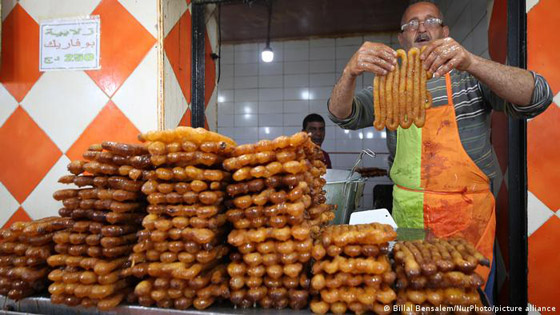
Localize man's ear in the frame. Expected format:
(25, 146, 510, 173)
(443, 25, 450, 37)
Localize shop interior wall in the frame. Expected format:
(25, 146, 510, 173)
(526, 0, 560, 313)
(216, 0, 490, 210)
(0, 0, 159, 228)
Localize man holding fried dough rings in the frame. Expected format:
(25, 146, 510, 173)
(327, 1, 553, 302)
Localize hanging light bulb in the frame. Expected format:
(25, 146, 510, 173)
(261, 0, 274, 63)
(261, 44, 274, 62)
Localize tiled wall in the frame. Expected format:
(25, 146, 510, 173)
(526, 0, 560, 313)
(0, 0, 218, 228)
(216, 1, 490, 210)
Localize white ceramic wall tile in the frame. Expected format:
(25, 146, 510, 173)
(322, 140, 335, 152)
(364, 139, 390, 154)
(234, 101, 258, 115)
(309, 99, 328, 114)
(284, 100, 309, 113)
(234, 127, 258, 140)
(218, 77, 233, 89)
(1, 0, 17, 21)
(259, 88, 283, 101)
(284, 88, 309, 101)
(284, 61, 310, 75)
(217, 114, 234, 127)
(218, 102, 234, 115)
(471, 15, 489, 56)
(0, 182, 19, 227)
(283, 114, 304, 127)
(218, 90, 234, 103)
(20, 0, 101, 23)
(234, 76, 258, 89)
(0, 84, 18, 127)
(161, 0, 189, 38)
(259, 63, 283, 75)
(234, 114, 258, 127)
(234, 89, 258, 102)
(112, 45, 158, 133)
(526, 0, 539, 13)
(259, 113, 284, 127)
(283, 74, 309, 88)
(217, 127, 235, 137)
(336, 140, 363, 152)
(324, 126, 336, 140)
(235, 63, 258, 77)
(284, 40, 309, 49)
(310, 38, 335, 47)
(162, 55, 187, 129)
(222, 64, 234, 77)
(310, 87, 333, 100)
(235, 43, 258, 52)
(284, 47, 309, 61)
(259, 101, 284, 114)
(221, 52, 234, 65)
(310, 73, 336, 87)
(336, 46, 358, 60)
(528, 191, 555, 236)
(364, 33, 392, 45)
(310, 46, 335, 60)
(284, 126, 302, 135)
(235, 50, 259, 64)
(118, 0, 158, 38)
(21, 71, 109, 152)
(310, 60, 335, 73)
(21, 155, 70, 219)
(258, 126, 284, 139)
(336, 37, 363, 46)
(259, 75, 283, 88)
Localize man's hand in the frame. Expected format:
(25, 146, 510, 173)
(344, 42, 397, 77)
(420, 37, 474, 78)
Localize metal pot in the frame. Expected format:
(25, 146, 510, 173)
(323, 169, 366, 225)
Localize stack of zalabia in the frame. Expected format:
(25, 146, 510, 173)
(373, 47, 433, 131)
(48, 141, 151, 310)
(123, 127, 234, 310)
(392, 238, 492, 315)
(310, 223, 397, 314)
(225, 132, 334, 310)
(0, 217, 72, 300)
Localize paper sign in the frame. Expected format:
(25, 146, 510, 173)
(40, 16, 100, 71)
(349, 208, 398, 229)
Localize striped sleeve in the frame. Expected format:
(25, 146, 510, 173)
(328, 86, 375, 130)
(478, 71, 553, 119)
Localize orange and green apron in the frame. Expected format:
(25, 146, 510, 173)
(390, 73, 495, 283)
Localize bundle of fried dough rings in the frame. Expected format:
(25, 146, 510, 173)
(0, 127, 494, 314)
(392, 238, 492, 315)
(373, 47, 433, 131)
(0, 217, 71, 300)
(48, 141, 152, 310)
(122, 127, 235, 310)
(309, 223, 397, 315)
(224, 132, 334, 310)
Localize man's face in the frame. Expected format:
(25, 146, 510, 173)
(304, 121, 325, 147)
(398, 2, 449, 51)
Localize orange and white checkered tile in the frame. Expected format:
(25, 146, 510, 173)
(0, 0, 218, 229)
(527, 0, 560, 313)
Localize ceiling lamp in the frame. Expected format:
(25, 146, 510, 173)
(261, 0, 274, 63)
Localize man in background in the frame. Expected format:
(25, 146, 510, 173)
(302, 113, 332, 169)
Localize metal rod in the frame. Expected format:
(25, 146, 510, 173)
(191, 3, 206, 128)
(507, 0, 528, 311)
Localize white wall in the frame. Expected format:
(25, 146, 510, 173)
(216, 1, 491, 210)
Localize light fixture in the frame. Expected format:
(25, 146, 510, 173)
(261, 0, 274, 63)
